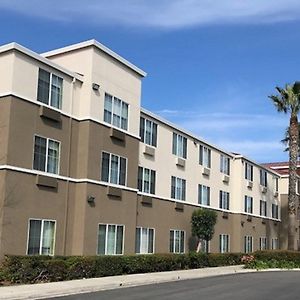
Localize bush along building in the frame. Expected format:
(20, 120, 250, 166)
(0, 40, 286, 259)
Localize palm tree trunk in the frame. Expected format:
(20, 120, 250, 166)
(288, 114, 299, 250)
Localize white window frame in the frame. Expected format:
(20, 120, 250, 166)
(37, 69, 63, 109)
(220, 154, 230, 175)
(104, 93, 129, 130)
(170, 229, 185, 254)
(244, 196, 253, 214)
(271, 238, 279, 250)
(199, 145, 211, 168)
(244, 236, 253, 253)
(172, 132, 187, 159)
(138, 167, 156, 195)
(97, 223, 125, 255)
(259, 237, 267, 250)
(198, 184, 210, 206)
(135, 227, 155, 254)
(32, 134, 61, 175)
(140, 117, 157, 147)
(260, 169, 268, 187)
(219, 234, 230, 253)
(260, 200, 267, 217)
(101, 152, 128, 186)
(219, 190, 230, 210)
(26, 218, 56, 256)
(245, 162, 253, 181)
(171, 176, 186, 201)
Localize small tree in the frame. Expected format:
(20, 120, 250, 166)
(191, 208, 217, 253)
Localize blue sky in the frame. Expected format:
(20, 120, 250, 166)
(1, 0, 300, 163)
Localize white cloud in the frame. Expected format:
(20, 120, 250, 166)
(1, 0, 300, 28)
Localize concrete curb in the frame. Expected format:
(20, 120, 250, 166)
(0, 265, 271, 300)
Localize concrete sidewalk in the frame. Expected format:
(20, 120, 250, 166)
(0, 265, 255, 300)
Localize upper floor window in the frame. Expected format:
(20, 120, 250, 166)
(260, 169, 268, 187)
(244, 196, 253, 214)
(171, 176, 186, 201)
(219, 191, 230, 210)
(199, 145, 211, 168)
(27, 219, 56, 255)
(37, 69, 63, 109)
(172, 133, 187, 159)
(137, 167, 156, 194)
(260, 200, 267, 217)
(104, 93, 128, 130)
(33, 136, 60, 174)
(272, 204, 279, 219)
(101, 152, 127, 186)
(97, 224, 124, 255)
(135, 227, 154, 254)
(198, 184, 210, 206)
(220, 154, 230, 175)
(275, 177, 279, 192)
(245, 162, 253, 181)
(140, 117, 157, 147)
(170, 229, 185, 254)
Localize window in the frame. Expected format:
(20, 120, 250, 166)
(101, 152, 127, 186)
(259, 237, 267, 250)
(138, 167, 156, 194)
(104, 93, 129, 130)
(33, 136, 60, 174)
(220, 155, 230, 175)
(199, 145, 211, 168)
(172, 133, 187, 159)
(271, 238, 279, 250)
(170, 230, 185, 253)
(135, 227, 154, 254)
(97, 224, 124, 255)
(297, 178, 300, 195)
(260, 200, 267, 217)
(244, 196, 253, 214)
(275, 177, 279, 192)
(198, 184, 210, 206)
(37, 69, 63, 109)
(198, 239, 209, 253)
(244, 236, 253, 253)
(245, 162, 253, 181)
(260, 169, 268, 187)
(219, 234, 229, 253)
(272, 204, 279, 219)
(27, 219, 56, 255)
(171, 176, 186, 201)
(219, 191, 230, 210)
(140, 117, 157, 147)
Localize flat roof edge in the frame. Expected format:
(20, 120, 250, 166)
(41, 39, 147, 78)
(0, 42, 83, 82)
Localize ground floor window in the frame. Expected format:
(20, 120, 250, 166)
(97, 224, 124, 255)
(244, 236, 253, 253)
(271, 238, 279, 250)
(198, 239, 209, 253)
(259, 237, 267, 250)
(135, 227, 155, 254)
(219, 234, 230, 253)
(170, 229, 185, 253)
(27, 219, 56, 255)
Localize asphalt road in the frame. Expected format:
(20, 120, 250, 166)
(53, 272, 300, 300)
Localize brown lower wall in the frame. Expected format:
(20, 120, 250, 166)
(0, 169, 281, 258)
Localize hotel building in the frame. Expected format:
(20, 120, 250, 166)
(0, 40, 286, 258)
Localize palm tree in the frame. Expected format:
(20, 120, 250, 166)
(281, 123, 300, 154)
(269, 82, 300, 250)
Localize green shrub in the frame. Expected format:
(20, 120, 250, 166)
(245, 251, 300, 270)
(0, 252, 242, 284)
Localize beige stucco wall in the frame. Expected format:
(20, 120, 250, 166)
(0, 52, 14, 93)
